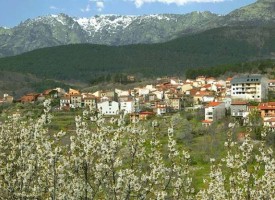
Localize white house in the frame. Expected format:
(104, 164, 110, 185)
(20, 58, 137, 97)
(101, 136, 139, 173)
(60, 96, 70, 108)
(263, 118, 275, 132)
(206, 77, 216, 85)
(170, 78, 182, 85)
(204, 102, 226, 122)
(115, 89, 130, 97)
(155, 104, 167, 115)
(152, 91, 164, 100)
(222, 97, 232, 109)
(201, 96, 215, 103)
(231, 75, 268, 102)
(230, 101, 249, 118)
(138, 88, 150, 96)
(120, 100, 135, 114)
(145, 85, 155, 91)
(98, 101, 119, 115)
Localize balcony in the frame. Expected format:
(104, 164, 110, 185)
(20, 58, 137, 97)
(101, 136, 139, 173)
(232, 112, 245, 117)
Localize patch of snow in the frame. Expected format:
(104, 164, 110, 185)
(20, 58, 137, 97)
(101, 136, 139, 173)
(75, 14, 173, 35)
(140, 14, 171, 21)
(75, 15, 137, 34)
(51, 14, 66, 25)
(25, 14, 68, 27)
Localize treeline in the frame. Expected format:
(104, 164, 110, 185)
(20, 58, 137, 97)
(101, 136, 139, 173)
(185, 59, 275, 79)
(89, 73, 136, 85)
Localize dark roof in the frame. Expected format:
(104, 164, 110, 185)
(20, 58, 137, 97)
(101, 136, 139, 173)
(231, 75, 266, 84)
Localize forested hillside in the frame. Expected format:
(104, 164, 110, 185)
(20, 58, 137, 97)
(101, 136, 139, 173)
(1, 25, 275, 83)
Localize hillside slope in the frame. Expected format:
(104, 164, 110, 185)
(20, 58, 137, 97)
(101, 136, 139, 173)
(224, 0, 275, 25)
(0, 25, 274, 83)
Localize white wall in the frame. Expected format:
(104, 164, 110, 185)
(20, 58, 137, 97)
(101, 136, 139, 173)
(98, 101, 119, 115)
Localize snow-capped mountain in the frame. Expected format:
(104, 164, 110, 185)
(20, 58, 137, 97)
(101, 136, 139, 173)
(0, 0, 275, 57)
(76, 15, 137, 35)
(75, 14, 176, 35)
(74, 12, 218, 45)
(0, 12, 219, 57)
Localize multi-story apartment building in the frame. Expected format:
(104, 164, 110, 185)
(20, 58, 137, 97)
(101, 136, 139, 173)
(70, 94, 82, 108)
(83, 96, 97, 109)
(230, 75, 268, 102)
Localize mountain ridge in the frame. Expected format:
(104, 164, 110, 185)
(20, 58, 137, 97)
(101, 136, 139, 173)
(1, 25, 274, 81)
(0, 0, 275, 57)
(0, 11, 220, 57)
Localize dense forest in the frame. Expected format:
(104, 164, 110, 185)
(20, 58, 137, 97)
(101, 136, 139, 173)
(185, 59, 275, 79)
(0, 25, 275, 84)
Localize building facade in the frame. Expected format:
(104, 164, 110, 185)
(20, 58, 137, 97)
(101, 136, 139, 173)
(98, 101, 119, 115)
(230, 75, 268, 102)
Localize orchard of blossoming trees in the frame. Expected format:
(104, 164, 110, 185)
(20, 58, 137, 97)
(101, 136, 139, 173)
(0, 100, 274, 199)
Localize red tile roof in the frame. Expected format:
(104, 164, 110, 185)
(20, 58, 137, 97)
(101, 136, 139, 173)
(226, 77, 233, 81)
(139, 111, 155, 115)
(203, 84, 212, 88)
(258, 102, 275, 110)
(202, 120, 212, 123)
(207, 102, 222, 107)
(231, 101, 247, 105)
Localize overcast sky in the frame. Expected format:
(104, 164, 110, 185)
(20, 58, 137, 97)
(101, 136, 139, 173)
(0, 0, 256, 27)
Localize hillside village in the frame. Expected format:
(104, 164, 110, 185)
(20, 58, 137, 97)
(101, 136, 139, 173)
(1, 74, 275, 130)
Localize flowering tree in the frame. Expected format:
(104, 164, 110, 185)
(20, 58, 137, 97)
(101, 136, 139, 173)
(197, 129, 275, 200)
(64, 109, 194, 199)
(0, 100, 67, 199)
(0, 101, 274, 199)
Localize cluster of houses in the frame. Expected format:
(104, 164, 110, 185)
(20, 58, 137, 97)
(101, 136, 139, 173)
(1, 74, 275, 130)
